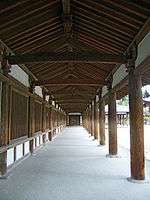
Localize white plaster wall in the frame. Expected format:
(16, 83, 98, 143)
(52, 100, 55, 106)
(40, 135, 43, 144)
(9, 64, 44, 98)
(96, 95, 99, 102)
(46, 132, 49, 141)
(36, 136, 40, 146)
(7, 148, 14, 166)
(46, 95, 49, 102)
(80, 115, 83, 125)
(112, 64, 127, 87)
(9, 65, 29, 87)
(16, 144, 23, 160)
(103, 32, 150, 94)
(35, 86, 43, 98)
(68, 112, 81, 115)
(102, 86, 108, 97)
(33, 138, 36, 149)
(136, 32, 150, 67)
(24, 141, 29, 155)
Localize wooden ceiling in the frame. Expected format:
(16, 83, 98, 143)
(0, 0, 150, 113)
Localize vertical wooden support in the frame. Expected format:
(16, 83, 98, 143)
(107, 77, 117, 157)
(91, 100, 94, 137)
(89, 103, 92, 135)
(0, 81, 9, 176)
(127, 45, 145, 181)
(42, 88, 47, 143)
(28, 78, 35, 154)
(94, 96, 98, 140)
(99, 95, 105, 145)
(28, 95, 35, 154)
(108, 90, 117, 156)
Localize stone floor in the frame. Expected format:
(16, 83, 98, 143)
(0, 126, 150, 200)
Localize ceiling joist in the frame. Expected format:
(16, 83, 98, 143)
(7, 52, 128, 64)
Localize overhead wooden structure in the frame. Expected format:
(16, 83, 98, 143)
(0, 0, 150, 113)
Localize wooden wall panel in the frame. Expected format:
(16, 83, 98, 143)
(34, 100, 42, 132)
(11, 90, 28, 140)
(46, 106, 50, 129)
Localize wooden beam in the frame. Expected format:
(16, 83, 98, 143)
(7, 52, 127, 64)
(62, 0, 70, 14)
(34, 79, 105, 86)
(61, 0, 72, 34)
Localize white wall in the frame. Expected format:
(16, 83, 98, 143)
(8, 64, 43, 98)
(9, 65, 29, 87)
(102, 31, 150, 95)
(35, 86, 43, 98)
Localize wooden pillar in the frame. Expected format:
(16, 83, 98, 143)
(89, 104, 92, 135)
(99, 94, 105, 145)
(91, 100, 94, 136)
(28, 79, 35, 154)
(107, 77, 117, 156)
(127, 45, 145, 181)
(42, 89, 47, 143)
(0, 52, 12, 177)
(0, 81, 9, 176)
(94, 95, 98, 140)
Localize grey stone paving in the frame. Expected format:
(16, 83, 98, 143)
(0, 126, 150, 200)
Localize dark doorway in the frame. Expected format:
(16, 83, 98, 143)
(69, 115, 80, 126)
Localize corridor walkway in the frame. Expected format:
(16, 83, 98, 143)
(0, 127, 150, 200)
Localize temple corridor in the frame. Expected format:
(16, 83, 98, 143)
(0, 126, 150, 200)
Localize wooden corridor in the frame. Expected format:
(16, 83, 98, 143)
(0, 0, 150, 184)
(0, 126, 150, 200)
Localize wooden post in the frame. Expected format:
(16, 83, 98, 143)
(107, 77, 117, 157)
(99, 94, 105, 145)
(42, 88, 47, 143)
(0, 81, 9, 177)
(28, 78, 35, 154)
(89, 103, 92, 135)
(94, 95, 98, 140)
(91, 100, 94, 137)
(0, 51, 12, 177)
(127, 45, 145, 181)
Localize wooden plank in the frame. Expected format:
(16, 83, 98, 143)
(7, 52, 127, 64)
(34, 79, 105, 86)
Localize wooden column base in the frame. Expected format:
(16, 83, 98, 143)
(48, 131, 52, 141)
(0, 151, 7, 177)
(127, 177, 148, 184)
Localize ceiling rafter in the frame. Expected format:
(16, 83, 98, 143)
(74, 26, 126, 52)
(74, 16, 130, 46)
(5, 16, 59, 43)
(105, 0, 149, 18)
(11, 23, 61, 50)
(22, 34, 63, 53)
(74, 0, 142, 28)
(0, 5, 59, 36)
(0, 0, 31, 15)
(0, 1, 51, 29)
(77, 33, 121, 53)
(72, 4, 135, 37)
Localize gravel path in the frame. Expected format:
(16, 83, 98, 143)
(0, 126, 150, 200)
